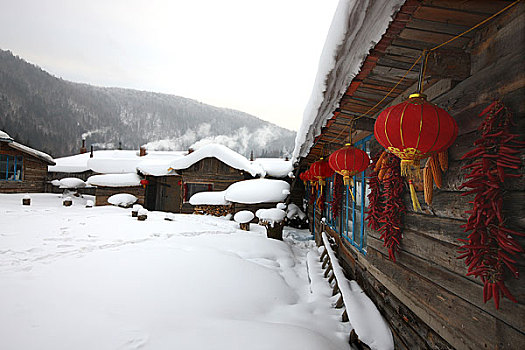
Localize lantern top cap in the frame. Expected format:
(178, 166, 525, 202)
(409, 93, 427, 99)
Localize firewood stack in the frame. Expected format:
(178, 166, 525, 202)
(193, 205, 233, 217)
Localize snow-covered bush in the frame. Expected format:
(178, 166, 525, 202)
(108, 193, 138, 208)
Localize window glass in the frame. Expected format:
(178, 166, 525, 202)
(185, 183, 213, 202)
(0, 154, 23, 181)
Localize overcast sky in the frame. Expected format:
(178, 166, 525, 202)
(0, 0, 339, 131)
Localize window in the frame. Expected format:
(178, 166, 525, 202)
(324, 174, 338, 230)
(341, 135, 372, 254)
(0, 154, 23, 181)
(184, 182, 213, 202)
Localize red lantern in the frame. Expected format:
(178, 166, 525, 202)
(140, 179, 149, 188)
(374, 93, 457, 211)
(328, 144, 370, 185)
(309, 158, 334, 186)
(374, 93, 457, 176)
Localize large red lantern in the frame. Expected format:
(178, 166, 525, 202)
(309, 158, 334, 186)
(374, 93, 457, 177)
(328, 144, 370, 185)
(374, 93, 457, 211)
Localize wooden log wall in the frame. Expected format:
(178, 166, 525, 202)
(307, 5, 525, 349)
(94, 186, 145, 206)
(0, 142, 49, 193)
(180, 157, 248, 192)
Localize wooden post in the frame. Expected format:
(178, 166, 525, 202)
(22, 198, 31, 206)
(265, 221, 284, 240)
(239, 222, 250, 231)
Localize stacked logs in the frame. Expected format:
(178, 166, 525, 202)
(193, 205, 233, 217)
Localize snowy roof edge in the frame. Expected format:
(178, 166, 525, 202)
(8, 142, 55, 165)
(292, 0, 405, 162)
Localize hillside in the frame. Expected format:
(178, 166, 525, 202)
(0, 49, 295, 158)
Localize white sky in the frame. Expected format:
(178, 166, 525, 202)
(0, 0, 339, 131)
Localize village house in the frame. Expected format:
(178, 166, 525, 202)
(292, 1, 524, 349)
(0, 130, 55, 193)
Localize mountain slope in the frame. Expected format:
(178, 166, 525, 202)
(0, 49, 295, 158)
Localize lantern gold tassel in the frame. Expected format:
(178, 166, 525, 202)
(348, 177, 356, 202)
(400, 159, 421, 180)
(408, 180, 422, 212)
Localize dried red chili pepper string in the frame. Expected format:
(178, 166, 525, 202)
(330, 174, 344, 221)
(458, 101, 524, 309)
(378, 154, 406, 261)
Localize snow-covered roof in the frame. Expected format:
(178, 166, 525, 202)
(49, 150, 185, 174)
(9, 142, 55, 165)
(224, 179, 290, 204)
(86, 173, 142, 187)
(0, 130, 13, 142)
(292, 0, 404, 161)
(168, 144, 264, 177)
(189, 191, 230, 206)
(253, 158, 293, 179)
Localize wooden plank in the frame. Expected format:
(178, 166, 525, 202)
(413, 5, 487, 27)
(363, 246, 525, 350)
(405, 17, 472, 36)
(399, 27, 470, 48)
(423, 0, 514, 15)
(367, 235, 525, 333)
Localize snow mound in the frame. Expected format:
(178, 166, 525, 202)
(87, 173, 141, 187)
(168, 144, 264, 177)
(253, 158, 293, 178)
(107, 193, 138, 207)
(234, 211, 255, 224)
(256, 208, 286, 226)
(56, 177, 87, 189)
(189, 191, 230, 206)
(287, 203, 306, 220)
(225, 179, 290, 204)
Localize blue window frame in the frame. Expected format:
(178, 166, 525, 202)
(341, 134, 373, 254)
(324, 174, 338, 230)
(0, 154, 23, 181)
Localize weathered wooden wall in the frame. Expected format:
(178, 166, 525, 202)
(180, 157, 248, 191)
(308, 4, 525, 350)
(144, 175, 182, 213)
(94, 186, 145, 207)
(0, 142, 49, 193)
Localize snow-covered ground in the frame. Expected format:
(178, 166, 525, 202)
(0, 193, 350, 350)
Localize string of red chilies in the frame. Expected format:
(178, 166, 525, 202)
(366, 153, 406, 261)
(458, 101, 524, 309)
(329, 174, 344, 221)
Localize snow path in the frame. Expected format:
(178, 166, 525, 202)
(0, 194, 350, 350)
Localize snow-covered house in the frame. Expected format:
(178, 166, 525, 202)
(49, 148, 185, 208)
(0, 130, 55, 193)
(168, 144, 293, 214)
(292, 1, 524, 349)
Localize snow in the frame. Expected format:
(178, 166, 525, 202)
(277, 202, 287, 210)
(0, 193, 350, 349)
(132, 204, 143, 211)
(322, 233, 393, 350)
(287, 203, 307, 220)
(292, 0, 405, 161)
(107, 193, 138, 207)
(23, 194, 31, 200)
(85, 200, 94, 207)
(225, 179, 290, 204)
(189, 191, 230, 206)
(256, 208, 287, 226)
(87, 173, 142, 187)
(0, 129, 13, 142)
(9, 142, 55, 165)
(49, 150, 185, 175)
(168, 143, 264, 177)
(55, 177, 87, 189)
(234, 210, 255, 224)
(137, 208, 148, 216)
(253, 158, 294, 178)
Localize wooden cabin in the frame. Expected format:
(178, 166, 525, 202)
(292, 1, 524, 349)
(0, 131, 55, 193)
